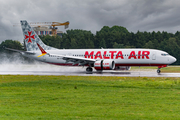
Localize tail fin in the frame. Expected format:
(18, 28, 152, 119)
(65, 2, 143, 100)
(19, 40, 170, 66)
(20, 20, 56, 51)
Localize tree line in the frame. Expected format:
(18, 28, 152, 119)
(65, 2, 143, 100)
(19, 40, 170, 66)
(0, 25, 180, 64)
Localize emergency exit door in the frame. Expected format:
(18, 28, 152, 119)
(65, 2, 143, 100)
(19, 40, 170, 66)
(152, 52, 156, 60)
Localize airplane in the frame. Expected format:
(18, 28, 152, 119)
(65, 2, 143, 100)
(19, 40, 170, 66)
(6, 20, 177, 73)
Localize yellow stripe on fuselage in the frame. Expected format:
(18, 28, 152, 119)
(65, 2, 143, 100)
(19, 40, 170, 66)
(37, 53, 46, 57)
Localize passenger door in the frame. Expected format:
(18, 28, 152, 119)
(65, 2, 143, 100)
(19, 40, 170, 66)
(152, 52, 156, 60)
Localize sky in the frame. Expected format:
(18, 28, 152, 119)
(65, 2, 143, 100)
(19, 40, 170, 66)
(1, 0, 180, 43)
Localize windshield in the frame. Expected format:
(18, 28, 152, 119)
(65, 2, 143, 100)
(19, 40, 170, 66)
(161, 53, 169, 56)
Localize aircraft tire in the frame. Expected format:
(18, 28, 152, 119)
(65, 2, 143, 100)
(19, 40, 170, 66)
(157, 69, 161, 73)
(86, 67, 93, 72)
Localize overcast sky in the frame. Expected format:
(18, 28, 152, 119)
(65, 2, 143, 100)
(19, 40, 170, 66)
(1, 0, 180, 43)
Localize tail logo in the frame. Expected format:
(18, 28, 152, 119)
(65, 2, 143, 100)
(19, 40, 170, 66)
(25, 31, 35, 43)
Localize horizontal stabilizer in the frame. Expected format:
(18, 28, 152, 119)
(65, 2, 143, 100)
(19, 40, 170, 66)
(5, 47, 35, 55)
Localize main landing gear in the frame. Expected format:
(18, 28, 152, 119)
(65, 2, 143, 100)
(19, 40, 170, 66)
(86, 67, 93, 72)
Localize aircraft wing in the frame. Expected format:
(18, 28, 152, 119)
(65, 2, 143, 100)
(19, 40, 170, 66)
(36, 43, 96, 66)
(48, 53, 96, 66)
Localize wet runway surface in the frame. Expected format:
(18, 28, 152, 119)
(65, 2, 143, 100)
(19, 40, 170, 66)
(0, 70, 180, 77)
(0, 64, 179, 77)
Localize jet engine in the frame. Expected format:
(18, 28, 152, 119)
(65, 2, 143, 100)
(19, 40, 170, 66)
(94, 60, 115, 70)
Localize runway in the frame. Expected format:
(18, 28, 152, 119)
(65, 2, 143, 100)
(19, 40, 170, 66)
(0, 63, 179, 77)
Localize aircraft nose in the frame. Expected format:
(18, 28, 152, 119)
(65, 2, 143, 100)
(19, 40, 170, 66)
(169, 56, 176, 63)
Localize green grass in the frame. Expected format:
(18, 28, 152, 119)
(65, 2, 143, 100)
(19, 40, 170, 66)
(1, 75, 180, 119)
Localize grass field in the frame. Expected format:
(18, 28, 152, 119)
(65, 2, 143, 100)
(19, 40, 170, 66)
(1, 75, 180, 119)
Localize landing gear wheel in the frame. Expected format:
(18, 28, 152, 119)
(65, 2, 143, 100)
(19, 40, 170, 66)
(86, 67, 93, 72)
(157, 69, 161, 73)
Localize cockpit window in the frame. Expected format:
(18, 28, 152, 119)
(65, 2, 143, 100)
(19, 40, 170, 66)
(161, 53, 169, 56)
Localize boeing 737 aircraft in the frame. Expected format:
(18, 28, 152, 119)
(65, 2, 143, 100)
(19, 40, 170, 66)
(6, 20, 177, 73)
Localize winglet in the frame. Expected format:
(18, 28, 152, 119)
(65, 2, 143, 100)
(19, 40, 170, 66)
(37, 43, 47, 57)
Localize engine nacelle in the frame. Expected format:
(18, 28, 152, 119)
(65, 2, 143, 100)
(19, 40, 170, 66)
(114, 66, 131, 70)
(94, 60, 115, 70)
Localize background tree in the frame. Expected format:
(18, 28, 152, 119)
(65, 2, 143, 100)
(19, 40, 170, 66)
(0, 40, 23, 51)
(143, 41, 154, 49)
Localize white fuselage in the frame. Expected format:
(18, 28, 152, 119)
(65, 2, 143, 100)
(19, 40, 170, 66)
(22, 48, 176, 67)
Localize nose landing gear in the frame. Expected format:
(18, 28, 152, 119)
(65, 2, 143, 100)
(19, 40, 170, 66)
(157, 69, 161, 73)
(157, 65, 167, 74)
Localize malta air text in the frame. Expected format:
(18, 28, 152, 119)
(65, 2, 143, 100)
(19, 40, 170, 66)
(85, 51, 150, 59)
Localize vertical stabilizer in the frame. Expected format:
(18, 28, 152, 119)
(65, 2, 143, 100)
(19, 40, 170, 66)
(20, 20, 56, 51)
